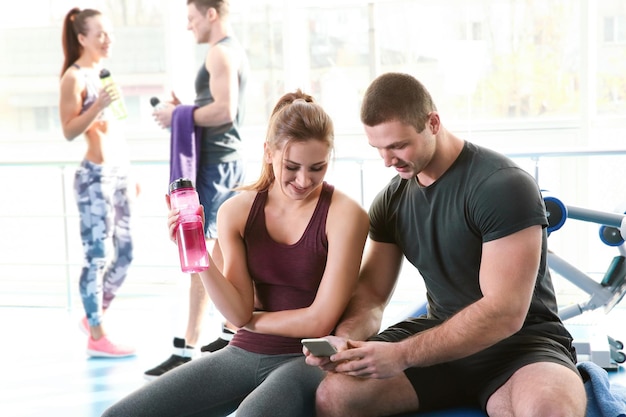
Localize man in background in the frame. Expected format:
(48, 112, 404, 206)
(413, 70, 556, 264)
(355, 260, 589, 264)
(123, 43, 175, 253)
(145, 0, 248, 380)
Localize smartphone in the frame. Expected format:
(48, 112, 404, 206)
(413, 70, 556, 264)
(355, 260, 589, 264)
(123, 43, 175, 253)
(301, 338, 337, 357)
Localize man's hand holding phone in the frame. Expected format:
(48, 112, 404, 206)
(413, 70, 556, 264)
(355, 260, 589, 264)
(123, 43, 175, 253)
(302, 338, 337, 357)
(303, 336, 347, 371)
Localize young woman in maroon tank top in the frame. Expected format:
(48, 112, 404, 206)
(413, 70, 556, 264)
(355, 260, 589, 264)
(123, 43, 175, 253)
(102, 90, 370, 417)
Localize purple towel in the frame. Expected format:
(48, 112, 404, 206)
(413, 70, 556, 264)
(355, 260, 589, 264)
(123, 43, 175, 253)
(169, 105, 203, 186)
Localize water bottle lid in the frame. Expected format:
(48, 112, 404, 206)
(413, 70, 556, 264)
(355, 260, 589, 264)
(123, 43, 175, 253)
(169, 178, 195, 194)
(99, 68, 111, 79)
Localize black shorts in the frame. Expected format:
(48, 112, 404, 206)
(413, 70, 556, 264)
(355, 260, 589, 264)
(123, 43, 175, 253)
(369, 317, 580, 412)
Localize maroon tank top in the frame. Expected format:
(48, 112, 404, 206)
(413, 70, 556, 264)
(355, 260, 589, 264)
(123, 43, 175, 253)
(230, 182, 334, 354)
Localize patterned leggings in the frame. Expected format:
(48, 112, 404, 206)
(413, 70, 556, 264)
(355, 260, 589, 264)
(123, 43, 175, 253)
(74, 160, 133, 327)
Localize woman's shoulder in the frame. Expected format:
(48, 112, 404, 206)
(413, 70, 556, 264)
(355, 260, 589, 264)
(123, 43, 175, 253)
(327, 186, 368, 218)
(325, 187, 369, 244)
(60, 65, 85, 91)
(61, 63, 81, 78)
(219, 190, 257, 218)
(225, 189, 257, 206)
(216, 191, 258, 237)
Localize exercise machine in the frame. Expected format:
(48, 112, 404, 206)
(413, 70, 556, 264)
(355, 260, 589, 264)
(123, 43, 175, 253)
(543, 192, 626, 369)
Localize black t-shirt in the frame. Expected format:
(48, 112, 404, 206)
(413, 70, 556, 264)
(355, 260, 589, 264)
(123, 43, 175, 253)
(369, 141, 565, 332)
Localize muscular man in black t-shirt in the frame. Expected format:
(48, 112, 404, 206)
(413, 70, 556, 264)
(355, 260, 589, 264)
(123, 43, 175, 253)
(306, 72, 586, 417)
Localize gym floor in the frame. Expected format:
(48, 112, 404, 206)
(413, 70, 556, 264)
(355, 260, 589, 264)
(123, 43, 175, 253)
(1, 298, 625, 417)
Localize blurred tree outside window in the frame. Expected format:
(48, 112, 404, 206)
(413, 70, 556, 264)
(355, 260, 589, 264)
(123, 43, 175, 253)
(1, 0, 625, 147)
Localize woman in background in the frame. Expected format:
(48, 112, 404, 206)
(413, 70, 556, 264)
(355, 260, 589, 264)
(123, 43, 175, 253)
(59, 7, 135, 358)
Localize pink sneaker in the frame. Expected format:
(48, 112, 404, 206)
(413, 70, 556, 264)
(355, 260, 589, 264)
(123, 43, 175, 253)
(79, 310, 107, 335)
(87, 336, 136, 358)
(78, 317, 89, 336)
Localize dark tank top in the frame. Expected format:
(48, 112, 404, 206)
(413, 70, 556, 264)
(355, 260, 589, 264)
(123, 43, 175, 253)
(194, 36, 248, 163)
(230, 182, 334, 354)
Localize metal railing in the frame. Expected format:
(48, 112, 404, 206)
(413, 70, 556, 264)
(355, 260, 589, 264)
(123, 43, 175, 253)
(2, 148, 626, 310)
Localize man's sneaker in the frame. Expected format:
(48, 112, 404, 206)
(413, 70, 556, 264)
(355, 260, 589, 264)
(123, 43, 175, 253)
(200, 326, 235, 355)
(87, 336, 136, 358)
(200, 337, 229, 355)
(143, 337, 194, 381)
(143, 354, 191, 381)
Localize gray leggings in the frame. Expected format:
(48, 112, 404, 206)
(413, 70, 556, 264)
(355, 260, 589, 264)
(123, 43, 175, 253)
(102, 346, 325, 417)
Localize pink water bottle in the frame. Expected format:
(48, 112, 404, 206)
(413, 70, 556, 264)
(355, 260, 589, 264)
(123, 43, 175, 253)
(169, 178, 209, 273)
